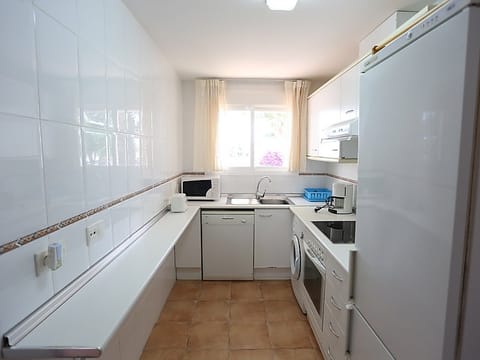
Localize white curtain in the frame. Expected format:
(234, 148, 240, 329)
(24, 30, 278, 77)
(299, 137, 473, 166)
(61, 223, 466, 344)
(285, 80, 311, 172)
(193, 79, 226, 172)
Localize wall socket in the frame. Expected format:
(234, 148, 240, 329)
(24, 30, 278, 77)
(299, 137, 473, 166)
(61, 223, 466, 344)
(86, 220, 105, 245)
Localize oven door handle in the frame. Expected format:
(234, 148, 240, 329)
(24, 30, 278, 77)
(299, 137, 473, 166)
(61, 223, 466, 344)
(303, 243, 326, 274)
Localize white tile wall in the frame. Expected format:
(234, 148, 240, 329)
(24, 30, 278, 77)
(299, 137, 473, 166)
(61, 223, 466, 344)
(0, 114, 47, 246)
(33, 0, 78, 34)
(220, 173, 329, 195)
(79, 39, 107, 128)
(127, 134, 143, 192)
(77, 0, 105, 52)
(0, 0, 38, 119)
(106, 60, 127, 132)
(109, 132, 128, 199)
(0, 0, 182, 337)
(110, 202, 130, 247)
(35, 8, 80, 124)
(42, 121, 86, 224)
(82, 128, 110, 209)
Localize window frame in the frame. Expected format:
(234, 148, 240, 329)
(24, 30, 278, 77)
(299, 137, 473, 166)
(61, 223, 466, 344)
(218, 104, 291, 174)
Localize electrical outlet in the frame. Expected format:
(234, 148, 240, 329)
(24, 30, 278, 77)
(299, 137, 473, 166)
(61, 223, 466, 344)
(34, 251, 48, 277)
(86, 220, 105, 245)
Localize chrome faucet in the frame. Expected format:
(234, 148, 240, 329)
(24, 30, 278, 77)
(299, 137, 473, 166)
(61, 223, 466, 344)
(256, 176, 272, 200)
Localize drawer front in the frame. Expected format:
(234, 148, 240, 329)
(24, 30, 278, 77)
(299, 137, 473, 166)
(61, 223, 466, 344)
(326, 259, 350, 302)
(325, 280, 349, 330)
(323, 306, 347, 360)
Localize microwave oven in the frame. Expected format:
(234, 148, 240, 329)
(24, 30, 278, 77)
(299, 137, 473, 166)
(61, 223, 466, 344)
(181, 176, 221, 201)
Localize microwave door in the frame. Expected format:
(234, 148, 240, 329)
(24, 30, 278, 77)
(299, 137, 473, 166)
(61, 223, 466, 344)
(183, 180, 212, 197)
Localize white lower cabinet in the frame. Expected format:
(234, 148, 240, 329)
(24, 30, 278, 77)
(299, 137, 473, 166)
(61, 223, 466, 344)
(254, 208, 292, 279)
(174, 212, 201, 279)
(320, 253, 352, 360)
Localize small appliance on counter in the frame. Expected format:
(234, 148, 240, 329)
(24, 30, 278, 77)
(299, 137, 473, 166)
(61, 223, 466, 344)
(170, 193, 187, 213)
(328, 182, 353, 214)
(181, 175, 220, 201)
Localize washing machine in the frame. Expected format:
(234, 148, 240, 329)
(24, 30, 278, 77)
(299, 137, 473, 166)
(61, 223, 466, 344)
(291, 216, 306, 314)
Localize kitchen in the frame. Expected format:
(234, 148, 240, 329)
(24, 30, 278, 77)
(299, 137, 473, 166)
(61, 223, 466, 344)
(0, 0, 479, 360)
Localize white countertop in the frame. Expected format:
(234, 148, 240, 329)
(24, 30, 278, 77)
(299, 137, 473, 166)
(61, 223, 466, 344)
(290, 206, 356, 272)
(6, 207, 200, 357)
(187, 195, 323, 208)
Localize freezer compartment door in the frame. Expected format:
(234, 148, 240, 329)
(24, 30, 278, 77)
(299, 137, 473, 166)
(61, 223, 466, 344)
(349, 307, 394, 360)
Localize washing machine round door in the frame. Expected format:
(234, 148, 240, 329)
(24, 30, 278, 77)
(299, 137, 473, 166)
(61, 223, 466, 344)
(290, 234, 301, 280)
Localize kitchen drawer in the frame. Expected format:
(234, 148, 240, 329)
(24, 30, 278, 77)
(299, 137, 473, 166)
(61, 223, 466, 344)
(325, 280, 349, 331)
(323, 306, 347, 360)
(326, 257, 350, 303)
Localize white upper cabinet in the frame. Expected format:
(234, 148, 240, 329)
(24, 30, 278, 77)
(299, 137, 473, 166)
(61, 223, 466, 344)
(318, 77, 341, 131)
(340, 63, 360, 123)
(307, 89, 321, 157)
(307, 63, 360, 161)
(307, 77, 340, 157)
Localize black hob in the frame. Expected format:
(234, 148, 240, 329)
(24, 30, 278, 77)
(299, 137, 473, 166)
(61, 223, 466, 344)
(311, 221, 356, 244)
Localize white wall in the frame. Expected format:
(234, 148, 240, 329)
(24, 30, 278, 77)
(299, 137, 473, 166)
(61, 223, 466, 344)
(0, 0, 182, 338)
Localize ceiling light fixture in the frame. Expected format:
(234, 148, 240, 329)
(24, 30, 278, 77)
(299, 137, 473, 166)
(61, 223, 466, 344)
(266, 0, 298, 11)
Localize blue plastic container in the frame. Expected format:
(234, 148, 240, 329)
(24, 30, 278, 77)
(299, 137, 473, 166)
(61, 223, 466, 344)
(303, 188, 332, 202)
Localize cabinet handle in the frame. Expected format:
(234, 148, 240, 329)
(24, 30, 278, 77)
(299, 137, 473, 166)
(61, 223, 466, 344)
(328, 322, 340, 338)
(330, 296, 343, 311)
(332, 269, 343, 282)
(221, 217, 234, 220)
(345, 109, 355, 114)
(327, 347, 336, 360)
(259, 214, 273, 218)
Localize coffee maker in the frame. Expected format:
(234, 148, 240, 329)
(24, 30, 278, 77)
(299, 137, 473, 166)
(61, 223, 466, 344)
(328, 183, 353, 214)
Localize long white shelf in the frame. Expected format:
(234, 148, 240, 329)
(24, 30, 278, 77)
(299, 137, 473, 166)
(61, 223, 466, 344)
(2, 207, 200, 359)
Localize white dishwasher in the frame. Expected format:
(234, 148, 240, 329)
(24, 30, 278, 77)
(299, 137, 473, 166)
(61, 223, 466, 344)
(202, 210, 254, 280)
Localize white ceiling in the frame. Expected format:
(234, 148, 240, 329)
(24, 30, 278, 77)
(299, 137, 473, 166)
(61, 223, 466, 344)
(123, 0, 432, 81)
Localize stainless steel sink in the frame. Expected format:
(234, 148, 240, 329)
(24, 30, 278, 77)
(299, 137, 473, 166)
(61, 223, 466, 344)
(259, 198, 290, 205)
(226, 194, 291, 205)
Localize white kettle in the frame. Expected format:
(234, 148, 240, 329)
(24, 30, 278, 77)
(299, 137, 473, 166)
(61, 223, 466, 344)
(170, 193, 187, 213)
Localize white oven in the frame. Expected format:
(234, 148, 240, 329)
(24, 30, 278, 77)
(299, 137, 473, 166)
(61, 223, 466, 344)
(303, 239, 327, 333)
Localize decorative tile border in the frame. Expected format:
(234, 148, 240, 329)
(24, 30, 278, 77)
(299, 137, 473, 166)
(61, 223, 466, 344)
(0, 173, 187, 256)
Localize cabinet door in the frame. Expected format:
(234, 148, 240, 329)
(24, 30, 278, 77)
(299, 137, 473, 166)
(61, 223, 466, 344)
(318, 77, 341, 131)
(174, 212, 201, 268)
(307, 92, 322, 156)
(340, 63, 360, 122)
(254, 209, 292, 268)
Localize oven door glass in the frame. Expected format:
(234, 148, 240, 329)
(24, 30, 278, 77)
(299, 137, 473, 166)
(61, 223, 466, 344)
(303, 249, 326, 328)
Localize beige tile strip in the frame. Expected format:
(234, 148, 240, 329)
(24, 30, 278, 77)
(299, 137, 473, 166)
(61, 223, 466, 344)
(0, 173, 188, 256)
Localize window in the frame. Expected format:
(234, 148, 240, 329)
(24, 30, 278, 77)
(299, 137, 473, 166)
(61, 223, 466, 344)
(217, 107, 291, 170)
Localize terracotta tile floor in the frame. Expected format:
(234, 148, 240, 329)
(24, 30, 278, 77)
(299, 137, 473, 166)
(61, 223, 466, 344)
(141, 280, 324, 360)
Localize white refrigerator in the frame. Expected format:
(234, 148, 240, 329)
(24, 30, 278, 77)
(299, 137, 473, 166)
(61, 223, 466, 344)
(351, 1, 480, 359)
